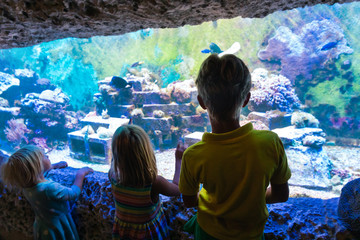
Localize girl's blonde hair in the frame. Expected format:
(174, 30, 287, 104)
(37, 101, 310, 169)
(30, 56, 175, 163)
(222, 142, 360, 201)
(110, 125, 157, 187)
(1, 145, 45, 189)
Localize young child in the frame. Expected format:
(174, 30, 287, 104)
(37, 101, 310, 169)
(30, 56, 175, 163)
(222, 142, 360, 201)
(109, 124, 184, 240)
(179, 54, 292, 240)
(1, 145, 93, 240)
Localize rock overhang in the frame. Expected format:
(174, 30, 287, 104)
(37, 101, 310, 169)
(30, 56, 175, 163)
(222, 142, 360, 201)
(0, 0, 358, 49)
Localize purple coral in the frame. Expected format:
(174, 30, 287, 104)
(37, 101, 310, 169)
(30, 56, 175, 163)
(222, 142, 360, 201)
(4, 118, 31, 147)
(249, 68, 301, 112)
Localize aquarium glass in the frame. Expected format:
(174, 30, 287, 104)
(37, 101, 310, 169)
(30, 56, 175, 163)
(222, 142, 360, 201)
(1, 2, 359, 199)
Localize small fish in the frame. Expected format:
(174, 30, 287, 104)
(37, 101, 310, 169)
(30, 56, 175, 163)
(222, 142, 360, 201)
(110, 76, 132, 89)
(201, 49, 212, 54)
(201, 43, 223, 54)
(209, 42, 223, 54)
(321, 41, 338, 51)
(131, 61, 144, 68)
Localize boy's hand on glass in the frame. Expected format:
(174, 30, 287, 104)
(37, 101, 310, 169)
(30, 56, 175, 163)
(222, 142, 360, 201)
(51, 161, 68, 169)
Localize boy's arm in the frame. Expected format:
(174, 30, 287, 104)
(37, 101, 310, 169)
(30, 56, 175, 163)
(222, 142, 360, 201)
(182, 194, 199, 208)
(265, 182, 289, 204)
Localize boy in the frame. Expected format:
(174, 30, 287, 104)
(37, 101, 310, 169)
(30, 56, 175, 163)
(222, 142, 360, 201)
(179, 54, 291, 240)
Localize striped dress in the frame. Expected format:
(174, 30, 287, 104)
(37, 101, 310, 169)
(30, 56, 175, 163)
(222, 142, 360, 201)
(110, 178, 170, 240)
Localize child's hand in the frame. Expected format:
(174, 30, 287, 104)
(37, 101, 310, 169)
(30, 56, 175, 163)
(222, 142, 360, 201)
(51, 161, 68, 169)
(175, 141, 187, 161)
(77, 167, 94, 177)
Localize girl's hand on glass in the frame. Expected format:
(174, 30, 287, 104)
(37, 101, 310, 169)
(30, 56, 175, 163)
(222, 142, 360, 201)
(51, 161, 68, 169)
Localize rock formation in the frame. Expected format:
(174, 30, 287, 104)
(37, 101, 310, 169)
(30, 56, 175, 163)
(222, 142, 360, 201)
(1, 0, 357, 49)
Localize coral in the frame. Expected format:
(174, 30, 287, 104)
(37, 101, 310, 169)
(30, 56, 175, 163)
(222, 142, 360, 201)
(97, 127, 114, 139)
(153, 110, 165, 118)
(80, 125, 95, 135)
(0, 97, 9, 107)
(167, 79, 197, 103)
(258, 19, 353, 84)
(130, 108, 144, 119)
(30, 137, 49, 150)
(4, 118, 31, 147)
(291, 111, 320, 128)
(249, 68, 301, 112)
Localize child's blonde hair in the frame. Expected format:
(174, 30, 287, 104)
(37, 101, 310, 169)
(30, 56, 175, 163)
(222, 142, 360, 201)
(196, 54, 251, 122)
(1, 145, 45, 189)
(111, 125, 157, 187)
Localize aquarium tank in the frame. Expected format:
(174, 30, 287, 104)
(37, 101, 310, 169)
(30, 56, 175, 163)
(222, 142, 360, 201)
(0, 2, 359, 200)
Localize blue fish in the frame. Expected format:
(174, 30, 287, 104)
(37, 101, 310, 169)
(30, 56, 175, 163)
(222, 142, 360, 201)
(209, 43, 223, 54)
(201, 49, 212, 53)
(321, 41, 338, 51)
(201, 43, 223, 54)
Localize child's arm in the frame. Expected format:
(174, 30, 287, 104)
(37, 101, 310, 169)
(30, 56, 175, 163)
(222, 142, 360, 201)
(73, 167, 94, 190)
(51, 161, 68, 169)
(182, 194, 199, 208)
(151, 142, 186, 197)
(46, 167, 93, 201)
(265, 182, 289, 204)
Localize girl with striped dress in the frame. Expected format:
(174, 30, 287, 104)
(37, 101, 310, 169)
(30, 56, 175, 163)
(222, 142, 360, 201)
(109, 125, 184, 240)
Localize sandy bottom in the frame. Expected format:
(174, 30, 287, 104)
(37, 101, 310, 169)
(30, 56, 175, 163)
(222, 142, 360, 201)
(47, 145, 360, 200)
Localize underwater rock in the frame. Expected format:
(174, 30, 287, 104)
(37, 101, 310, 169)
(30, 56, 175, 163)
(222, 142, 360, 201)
(273, 126, 331, 188)
(153, 110, 165, 118)
(272, 125, 325, 146)
(0, 97, 9, 108)
(249, 68, 300, 112)
(302, 135, 326, 149)
(15, 69, 40, 96)
(166, 79, 197, 104)
(0, 72, 20, 106)
(39, 88, 70, 104)
(341, 60, 352, 70)
(247, 111, 291, 130)
(97, 127, 114, 139)
(338, 178, 360, 236)
(285, 146, 332, 189)
(130, 108, 145, 119)
(291, 111, 320, 128)
(80, 125, 95, 135)
(258, 19, 353, 84)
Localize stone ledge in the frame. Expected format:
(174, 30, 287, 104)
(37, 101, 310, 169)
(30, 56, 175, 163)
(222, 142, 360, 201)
(0, 168, 358, 239)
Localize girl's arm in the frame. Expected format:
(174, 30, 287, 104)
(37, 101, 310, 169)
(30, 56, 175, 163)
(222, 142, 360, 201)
(46, 167, 93, 201)
(151, 142, 186, 197)
(73, 167, 94, 190)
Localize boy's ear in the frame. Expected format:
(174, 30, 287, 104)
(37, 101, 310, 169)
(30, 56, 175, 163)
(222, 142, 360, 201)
(197, 95, 207, 110)
(242, 92, 251, 107)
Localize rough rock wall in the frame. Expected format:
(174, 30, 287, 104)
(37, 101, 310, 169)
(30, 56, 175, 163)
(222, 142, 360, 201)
(0, 0, 358, 49)
(0, 167, 358, 239)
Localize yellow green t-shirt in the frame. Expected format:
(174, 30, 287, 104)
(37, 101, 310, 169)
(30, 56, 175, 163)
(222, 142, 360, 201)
(179, 123, 291, 240)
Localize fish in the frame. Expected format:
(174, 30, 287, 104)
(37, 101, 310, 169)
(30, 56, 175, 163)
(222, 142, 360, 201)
(321, 41, 338, 51)
(201, 49, 212, 54)
(131, 61, 144, 68)
(209, 43, 223, 54)
(201, 42, 241, 56)
(110, 76, 132, 89)
(201, 43, 223, 54)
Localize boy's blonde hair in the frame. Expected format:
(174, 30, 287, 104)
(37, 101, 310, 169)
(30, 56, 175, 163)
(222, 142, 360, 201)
(1, 145, 45, 189)
(110, 125, 157, 187)
(196, 54, 251, 121)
